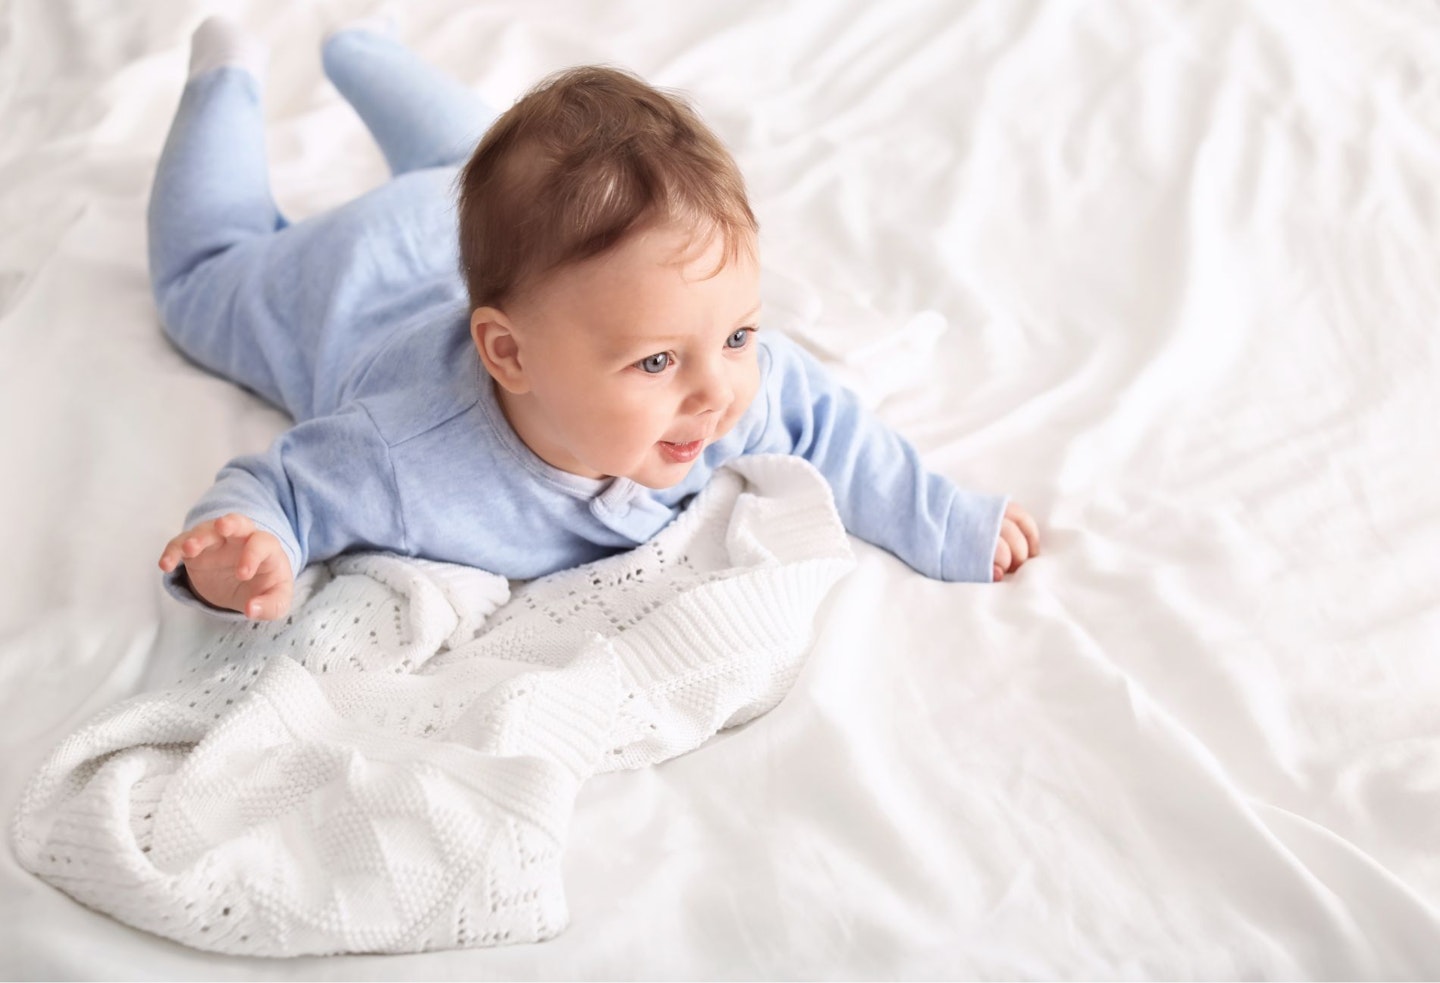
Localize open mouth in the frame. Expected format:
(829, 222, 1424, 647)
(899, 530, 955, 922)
(658, 438, 704, 463)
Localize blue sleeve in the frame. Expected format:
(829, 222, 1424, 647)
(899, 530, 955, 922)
(749, 333, 1007, 583)
(164, 404, 407, 612)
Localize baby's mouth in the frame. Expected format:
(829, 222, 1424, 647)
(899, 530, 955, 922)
(658, 437, 705, 464)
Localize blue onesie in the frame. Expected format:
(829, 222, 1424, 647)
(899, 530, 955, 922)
(149, 29, 1006, 617)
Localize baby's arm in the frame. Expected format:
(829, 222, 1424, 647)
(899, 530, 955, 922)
(752, 333, 1036, 582)
(159, 404, 406, 619)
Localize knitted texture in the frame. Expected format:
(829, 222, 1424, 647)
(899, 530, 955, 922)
(11, 456, 854, 956)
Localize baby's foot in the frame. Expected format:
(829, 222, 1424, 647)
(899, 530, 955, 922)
(188, 15, 270, 83)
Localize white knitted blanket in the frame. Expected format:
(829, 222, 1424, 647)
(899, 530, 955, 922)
(12, 455, 855, 957)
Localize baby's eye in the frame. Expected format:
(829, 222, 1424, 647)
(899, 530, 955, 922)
(637, 352, 671, 374)
(725, 328, 753, 350)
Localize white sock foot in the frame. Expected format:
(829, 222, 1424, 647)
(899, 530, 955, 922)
(189, 15, 270, 82)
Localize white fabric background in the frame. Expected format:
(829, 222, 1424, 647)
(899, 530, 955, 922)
(3, 0, 1438, 978)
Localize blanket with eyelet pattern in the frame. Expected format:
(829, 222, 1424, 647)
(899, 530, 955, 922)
(11, 454, 854, 956)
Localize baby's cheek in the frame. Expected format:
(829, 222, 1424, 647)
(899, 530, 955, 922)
(732, 368, 762, 422)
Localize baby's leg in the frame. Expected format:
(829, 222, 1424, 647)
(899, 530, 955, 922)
(322, 20, 498, 175)
(148, 18, 471, 422)
(147, 19, 314, 414)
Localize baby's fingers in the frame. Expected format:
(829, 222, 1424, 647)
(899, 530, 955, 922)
(159, 525, 220, 571)
(993, 534, 1013, 576)
(159, 537, 184, 572)
(183, 525, 226, 558)
(235, 531, 273, 582)
(1001, 521, 1030, 570)
(1005, 503, 1041, 557)
(213, 513, 255, 540)
(243, 581, 292, 621)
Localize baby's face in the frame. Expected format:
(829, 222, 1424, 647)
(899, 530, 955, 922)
(486, 222, 762, 489)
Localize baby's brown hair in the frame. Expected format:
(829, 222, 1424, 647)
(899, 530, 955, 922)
(456, 65, 757, 310)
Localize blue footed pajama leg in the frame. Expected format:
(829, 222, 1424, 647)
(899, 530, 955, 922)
(321, 24, 499, 174)
(146, 58, 310, 414)
(148, 22, 490, 423)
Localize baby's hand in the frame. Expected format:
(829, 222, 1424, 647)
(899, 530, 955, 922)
(993, 502, 1040, 583)
(159, 513, 294, 620)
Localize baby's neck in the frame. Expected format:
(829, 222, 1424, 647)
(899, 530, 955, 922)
(491, 379, 605, 480)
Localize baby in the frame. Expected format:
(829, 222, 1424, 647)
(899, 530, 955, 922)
(153, 17, 1039, 621)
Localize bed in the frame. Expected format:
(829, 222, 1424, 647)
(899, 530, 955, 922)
(4, 0, 1439, 977)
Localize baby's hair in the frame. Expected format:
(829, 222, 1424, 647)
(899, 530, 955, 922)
(456, 65, 757, 310)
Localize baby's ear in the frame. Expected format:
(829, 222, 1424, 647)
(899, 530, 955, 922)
(470, 307, 529, 393)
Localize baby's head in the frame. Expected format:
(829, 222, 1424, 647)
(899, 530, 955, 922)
(457, 66, 761, 489)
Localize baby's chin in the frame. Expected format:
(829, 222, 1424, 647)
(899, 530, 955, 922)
(613, 450, 703, 490)
(619, 466, 693, 491)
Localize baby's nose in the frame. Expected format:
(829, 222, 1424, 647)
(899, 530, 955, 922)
(687, 365, 731, 415)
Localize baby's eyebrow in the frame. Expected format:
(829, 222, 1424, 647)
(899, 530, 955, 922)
(733, 303, 762, 325)
(610, 330, 688, 352)
(605, 302, 764, 358)
(613, 304, 763, 351)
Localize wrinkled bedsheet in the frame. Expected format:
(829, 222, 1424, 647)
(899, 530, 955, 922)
(3, 1, 1439, 978)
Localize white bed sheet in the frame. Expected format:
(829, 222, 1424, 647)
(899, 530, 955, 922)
(3, 0, 1439, 978)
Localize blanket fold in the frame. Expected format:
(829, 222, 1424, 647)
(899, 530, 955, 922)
(12, 455, 855, 956)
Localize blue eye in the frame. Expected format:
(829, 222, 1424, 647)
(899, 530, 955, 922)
(637, 352, 670, 374)
(726, 328, 752, 350)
